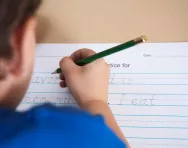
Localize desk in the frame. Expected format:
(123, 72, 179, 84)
(37, 0, 188, 43)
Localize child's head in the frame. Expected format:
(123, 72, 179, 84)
(0, 0, 41, 108)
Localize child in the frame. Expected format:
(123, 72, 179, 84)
(0, 0, 129, 147)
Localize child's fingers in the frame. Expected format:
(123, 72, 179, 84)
(59, 73, 65, 80)
(60, 80, 67, 88)
(59, 57, 79, 75)
(70, 49, 96, 62)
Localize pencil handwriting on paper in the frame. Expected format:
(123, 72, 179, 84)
(32, 76, 60, 84)
(32, 74, 188, 85)
(31, 75, 134, 85)
(23, 94, 76, 105)
(121, 94, 155, 106)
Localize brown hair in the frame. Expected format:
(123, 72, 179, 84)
(0, 0, 42, 59)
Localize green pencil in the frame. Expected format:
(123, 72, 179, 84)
(52, 35, 147, 74)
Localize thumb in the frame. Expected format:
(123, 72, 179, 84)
(59, 57, 78, 75)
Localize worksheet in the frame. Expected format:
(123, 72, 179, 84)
(18, 43, 188, 148)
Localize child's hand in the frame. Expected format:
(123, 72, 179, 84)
(60, 49, 128, 144)
(59, 49, 110, 107)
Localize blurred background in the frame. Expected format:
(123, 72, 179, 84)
(36, 0, 188, 43)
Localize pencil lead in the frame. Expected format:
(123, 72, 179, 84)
(51, 70, 57, 74)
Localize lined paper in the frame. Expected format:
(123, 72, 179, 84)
(18, 43, 188, 148)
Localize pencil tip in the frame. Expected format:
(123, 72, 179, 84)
(51, 71, 57, 74)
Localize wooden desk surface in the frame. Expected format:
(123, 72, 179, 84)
(37, 0, 188, 43)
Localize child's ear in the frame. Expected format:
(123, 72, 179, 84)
(10, 17, 37, 77)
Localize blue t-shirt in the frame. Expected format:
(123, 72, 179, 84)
(0, 104, 126, 148)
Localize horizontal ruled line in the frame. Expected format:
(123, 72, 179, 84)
(126, 137, 188, 141)
(114, 114, 188, 118)
(21, 102, 188, 107)
(27, 92, 188, 96)
(120, 125, 188, 129)
(31, 82, 188, 86)
(149, 55, 188, 58)
(117, 119, 188, 123)
(36, 56, 64, 58)
(110, 104, 188, 107)
(33, 72, 52, 74)
(33, 72, 188, 75)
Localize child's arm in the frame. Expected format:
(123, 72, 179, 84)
(81, 100, 129, 145)
(59, 49, 130, 147)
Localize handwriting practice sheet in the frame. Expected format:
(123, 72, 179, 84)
(18, 43, 188, 148)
